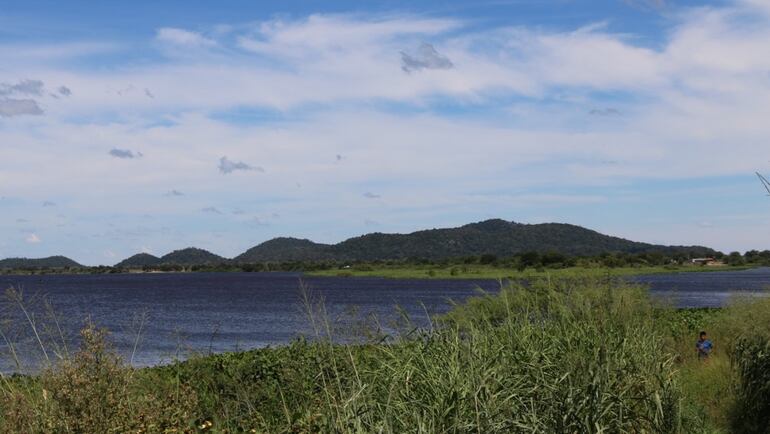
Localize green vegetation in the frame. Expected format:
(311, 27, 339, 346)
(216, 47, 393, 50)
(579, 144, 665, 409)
(309, 263, 753, 279)
(1, 275, 769, 432)
(116, 248, 227, 268)
(234, 219, 714, 263)
(115, 252, 163, 268)
(0, 255, 82, 270)
(7, 219, 770, 275)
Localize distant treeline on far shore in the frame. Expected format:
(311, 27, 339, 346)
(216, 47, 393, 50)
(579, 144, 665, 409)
(2, 249, 769, 275)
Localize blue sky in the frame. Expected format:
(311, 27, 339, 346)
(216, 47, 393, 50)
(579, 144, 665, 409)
(1, 0, 769, 265)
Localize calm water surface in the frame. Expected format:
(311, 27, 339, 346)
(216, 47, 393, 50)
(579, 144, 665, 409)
(0, 268, 768, 371)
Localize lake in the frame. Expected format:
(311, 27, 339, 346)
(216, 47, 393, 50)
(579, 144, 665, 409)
(0, 267, 768, 371)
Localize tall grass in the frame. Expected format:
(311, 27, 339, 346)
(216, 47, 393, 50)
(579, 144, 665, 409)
(0, 277, 768, 432)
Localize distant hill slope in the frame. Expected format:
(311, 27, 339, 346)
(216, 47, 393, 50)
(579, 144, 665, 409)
(0, 255, 82, 269)
(159, 248, 227, 265)
(235, 237, 332, 263)
(236, 219, 714, 262)
(115, 253, 162, 268)
(114, 219, 715, 266)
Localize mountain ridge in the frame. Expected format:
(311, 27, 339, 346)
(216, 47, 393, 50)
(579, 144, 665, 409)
(210, 219, 715, 265)
(0, 219, 717, 268)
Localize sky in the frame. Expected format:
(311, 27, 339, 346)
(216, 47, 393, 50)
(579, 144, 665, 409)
(1, 0, 770, 265)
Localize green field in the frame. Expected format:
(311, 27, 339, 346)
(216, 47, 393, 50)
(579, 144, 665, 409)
(308, 263, 750, 279)
(1, 275, 769, 433)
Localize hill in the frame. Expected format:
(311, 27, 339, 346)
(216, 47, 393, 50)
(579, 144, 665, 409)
(113, 219, 716, 266)
(0, 255, 83, 269)
(159, 248, 227, 265)
(237, 219, 714, 262)
(235, 237, 331, 263)
(114, 253, 162, 268)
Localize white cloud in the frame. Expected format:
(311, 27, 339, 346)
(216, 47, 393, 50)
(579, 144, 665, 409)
(156, 27, 216, 48)
(25, 233, 41, 244)
(3, 2, 770, 262)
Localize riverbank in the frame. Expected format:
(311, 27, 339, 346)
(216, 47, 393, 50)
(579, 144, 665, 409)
(1, 276, 768, 432)
(308, 263, 754, 279)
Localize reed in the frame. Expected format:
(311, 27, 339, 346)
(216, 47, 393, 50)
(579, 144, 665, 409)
(0, 276, 767, 432)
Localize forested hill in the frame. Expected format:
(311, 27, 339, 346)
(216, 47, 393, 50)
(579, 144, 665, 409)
(234, 219, 714, 262)
(158, 248, 227, 265)
(0, 255, 83, 269)
(114, 253, 162, 268)
(113, 249, 226, 268)
(234, 238, 332, 263)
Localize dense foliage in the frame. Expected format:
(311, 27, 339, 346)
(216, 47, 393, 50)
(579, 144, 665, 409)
(234, 219, 715, 263)
(10, 220, 770, 273)
(0, 256, 82, 270)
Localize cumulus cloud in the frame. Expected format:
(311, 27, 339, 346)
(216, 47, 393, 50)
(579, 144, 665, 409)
(0, 99, 44, 117)
(5, 4, 770, 261)
(401, 43, 454, 73)
(156, 27, 216, 48)
(25, 233, 41, 243)
(109, 148, 143, 159)
(363, 192, 381, 199)
(218, 156, 263, 174)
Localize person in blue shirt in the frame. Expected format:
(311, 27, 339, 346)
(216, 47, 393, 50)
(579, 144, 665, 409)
(696, 331, 713, 361)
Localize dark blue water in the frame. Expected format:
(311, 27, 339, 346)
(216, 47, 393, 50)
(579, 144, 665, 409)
(632, 267, 770, 308)
(0, 273, 500, 371)
(0, 268, 768, 371)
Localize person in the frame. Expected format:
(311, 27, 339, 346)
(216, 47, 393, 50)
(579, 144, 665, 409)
(696, 331, 713, 361)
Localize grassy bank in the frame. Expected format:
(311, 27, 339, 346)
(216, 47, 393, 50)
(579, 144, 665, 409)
(1, 277, 769, 432)
(308, 263, 753, 279)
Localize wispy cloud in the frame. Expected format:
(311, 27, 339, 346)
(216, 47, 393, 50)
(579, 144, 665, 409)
(0, 99, 43, 117)
(589, 108, 622, 116)
(109, 148, 143, 159)
(3, 2, 770, 263)
(42, 201, 56, 207)
(201, 206, 223, 214)
(218, 156, 263, 174)
(0, 79, 45, 96)
(250, 216, 269, 226)
(157, 27, 216, 48)
(164, 189, 184, 196)
(25, 233, 41, 243)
